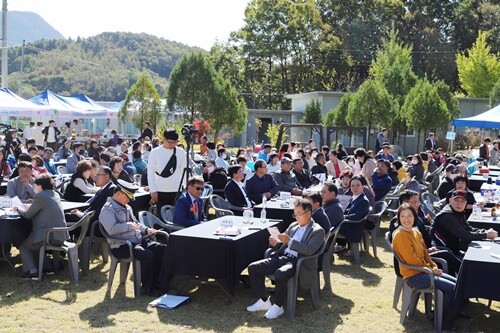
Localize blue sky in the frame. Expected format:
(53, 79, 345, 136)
(8, 0, 249, 50)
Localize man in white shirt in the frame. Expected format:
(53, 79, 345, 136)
(225, 165, 253, 208)
(147, 129, 187, 213)
(42, 120, 61, 151)
(23, 122, 35, 141)
(32, 122, 44, 145)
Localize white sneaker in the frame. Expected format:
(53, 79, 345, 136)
(246, 297, 272, 312)
(264, 304, 285, 319)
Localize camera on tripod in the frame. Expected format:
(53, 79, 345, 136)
(181, 124, 198, 141)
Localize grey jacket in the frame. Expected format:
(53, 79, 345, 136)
(6, 177, 35, 203)
(99, 197, 148, 248)
(274, 221, 325, 288)
(273, 169, 302, 191)
(18, 190, 68, 245)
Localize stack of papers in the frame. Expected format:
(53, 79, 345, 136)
(149, 294, 190, 309)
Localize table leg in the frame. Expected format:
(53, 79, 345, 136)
(0, 243, 17, 273)
(215, 279, 233, 305)
(467, 299, 492, 331)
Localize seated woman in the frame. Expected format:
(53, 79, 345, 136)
(202, 160, 228, 192)
(64, 160, 100, 202)
(31, 155, 49, 178)
(109, 156, 132, 184)
(337, 169, 353, 196)
(407, 153, 425, 182)
(392, 203, 458, 331)
(13, 174, 69, 279)
(392, 161, 407, 183)
(0, 147, 12, 178)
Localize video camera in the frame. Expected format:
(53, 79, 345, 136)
(181, 124, 198, 141)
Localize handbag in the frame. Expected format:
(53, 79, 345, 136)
(156, 147, 177, 178)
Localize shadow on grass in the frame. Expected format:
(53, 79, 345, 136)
(79, 285, 151, 328)
(331, 259, 382, 287)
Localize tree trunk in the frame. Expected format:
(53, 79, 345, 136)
(367, 124, 371, 149)
(416, 129, 421, 152)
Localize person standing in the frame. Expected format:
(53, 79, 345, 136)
(375, 128, 388, 153)
(479, 137, 491, 160)
(23, 122, 35, 141)
(425, 133, 436, 151)
(147, 129, 187, 213)
(138, 121, 154, 141)
(33, 122, 44, 146)
(41, 120, 61, 151)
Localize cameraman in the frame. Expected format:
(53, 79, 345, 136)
(147, 129, 187, 213)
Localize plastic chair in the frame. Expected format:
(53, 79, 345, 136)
(362, 201, 388, 257)
(385, 231, 404, 309)
(38, 211, 95, 283)
(321, 225, 342, 292)
(201, 184, 213, 199)
(57, 165, 68, 175)
(336, 213, 369, 264)
(86, 219, 109, 264)
(99, 222, 142, 298)
(264, 239, 327, 320)
(208, 194, 244, 218)
(139, 210, 184, 233)
(394, 249, 444, 333)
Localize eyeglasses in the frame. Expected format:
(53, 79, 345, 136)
(292, 210, 310, 219)
(192, 186, 203, 191)
(166, 139, 178, 144)
(96, 173, 108, 177)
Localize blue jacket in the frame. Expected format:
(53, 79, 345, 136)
(323, 199, 344, 228)
(245, 173, 279, 204)
(371, 172, 392, 202)
(341, 194, 370, 242)
(173, 192, 206, 227)
(43, 157, 57, 175)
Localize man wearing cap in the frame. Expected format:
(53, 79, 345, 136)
(437, 165, 460, 199)
(65, 142, 85, 174)
(100, 179, 167, 296)
(375, 144, 395, 162)
(432, 190, 498, 255)
(272, 157, 303, 196)
(325, 151, 348, 179)
(42, 120, 61, 151)
(245, 159, 280, 204)
(147, 129, 187, 213)
(173, 176, 206, 227)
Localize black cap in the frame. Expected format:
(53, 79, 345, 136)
(163, 130, 179, 141)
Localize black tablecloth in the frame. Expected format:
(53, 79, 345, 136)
(455, 241, 500, 303)
(0, 182, 7, 195)
(0, 216, 31, 247)
(253, 199, 295, 232)
(468, 216, 500, 233)
(160, 216, 279, 295)
(83, 190, 150, 216)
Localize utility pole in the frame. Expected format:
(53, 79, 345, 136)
(1, 0, 8, 88)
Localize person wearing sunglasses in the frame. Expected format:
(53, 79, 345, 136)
(173, 176, 206, 227)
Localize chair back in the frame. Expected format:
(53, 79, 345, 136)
(160, 205, 175, 222)
(209, 194, 233, 211)
(201, 184, 213, 199)
(215, 208, 234, 218)
(71, 211, 95, 247)
(57, 165, 68, 175)
(138, 210, 162, 229)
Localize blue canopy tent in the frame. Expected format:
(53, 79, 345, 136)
(452, 104, 500, 129)
(29, 90, 111, 118)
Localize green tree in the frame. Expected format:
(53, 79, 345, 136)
(302, 99, 323, 124)
(490, 77, 500, 107)
(456, 31, 500, 97)
(167, 52, 218, 123)
(207, 78, 248, 141)
(346, 80, 395, 148)
(119, 73, 161, 131)
(324, 92, 352, 127)
(265, 123, 286, 147)
(401, 79, 451, 150)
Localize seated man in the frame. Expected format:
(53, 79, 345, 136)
(375, 143, 395, 162)
(42, 148, 57, 175)
(99, 179, 167, 296)
(246, 198, 325, 319)
(436, 164, 460, 199)
(292, 157, 312, 189)
(303, 192, 331, 232)
(310, 153, 328, 181)
(371, 159, 392, 202)
(225, 165, 253, 208)
(66, 142, 85, 174)
(245, 159, 279, 205)
(432, 190, 497, 255)
(321, 183, 344, 228)
(173, 176, 206, 227)
(272, 157, 303, 196)
(6, 161, 35, 203)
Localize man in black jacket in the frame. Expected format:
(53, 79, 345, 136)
(432, 190, 497, 255)
(225, 165, 253, 208)
(138, 121, 153, 141)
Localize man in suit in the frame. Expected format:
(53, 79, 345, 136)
(41, 120, 61, 151)
(321, 183, 344, 228)
(303, 192, 330, 232)
(225, 165, 253, 208)
(425, 132, 436, 151)
(245, 159, 280, 205)
(138, 121, 153, 141)
(173, 176, 206, 227)
(246, 198, 325, 319)
(12, 174, 68, 279)
(479, 137, 491, 160)
(337, 176, 371, 251)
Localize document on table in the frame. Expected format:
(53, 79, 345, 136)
(267, 226, 280, 241)
(11, 196, 23, 208)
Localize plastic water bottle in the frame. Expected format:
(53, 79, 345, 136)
(473, 203, 481, 219)
(243, 208, 251, 224)
(260, 197, 267, 223)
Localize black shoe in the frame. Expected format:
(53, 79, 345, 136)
(146, 289, 163, 297)
(21, 271, 38, 280)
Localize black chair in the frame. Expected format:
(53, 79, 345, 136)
(208, 194, 243, 219)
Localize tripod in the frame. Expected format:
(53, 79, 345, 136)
(175, 134, 194, 201)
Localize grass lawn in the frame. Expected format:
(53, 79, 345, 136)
(0, 223, 499, 333)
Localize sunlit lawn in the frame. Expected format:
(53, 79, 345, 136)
(0, 222, 499, 332)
